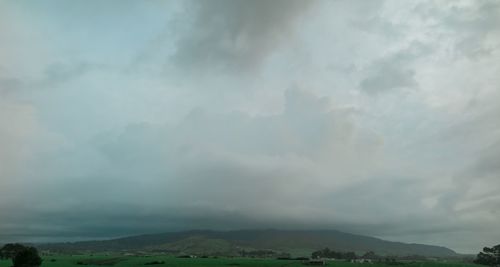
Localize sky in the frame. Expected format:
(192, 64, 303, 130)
(0, 0, 499, 254)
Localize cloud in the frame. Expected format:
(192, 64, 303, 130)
(360, 66, 416, 95)
(0, 62, 93, 97)
(171, 0, 314, 71)
(0, 89, 386, 240)
(359, 43, 430, 95)
(415, 0, 500, 58)
(1, 0, 500, 254)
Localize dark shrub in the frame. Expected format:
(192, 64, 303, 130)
(12, 247, 42, 267)
(144, 260, 165, 265)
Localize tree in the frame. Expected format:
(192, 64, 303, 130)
(12, 246, 42, 267)
(0, 243, 26, 259)
(474, 244, 500, 266)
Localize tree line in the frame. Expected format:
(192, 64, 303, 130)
(311, 248, 421, 263)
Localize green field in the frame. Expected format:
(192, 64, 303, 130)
(0, 256, 480, 267)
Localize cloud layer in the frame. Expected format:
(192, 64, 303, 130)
(1, 0, 499, 253)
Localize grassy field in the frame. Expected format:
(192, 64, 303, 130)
(0, 255, 480, 267)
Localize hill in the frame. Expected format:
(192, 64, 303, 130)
(38, 229, 458, 257)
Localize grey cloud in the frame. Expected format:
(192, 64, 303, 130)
(349, 1, 401, 40)
(0, 78, 24, 95)
(40, 62, 93, 88)
(359, 45, 427, 95)
(447, 1, 500, 58)
(171, 0, 314, 71)
(415, 0, 500, 58)
(454, 139, 500, 204)
(0, 62, 93, 96)
(444, 142, 500, 249)
(359, 1, 499, 95)
(360, 67, 416, 95)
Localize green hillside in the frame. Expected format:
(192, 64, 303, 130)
(39, 230, 458, 257)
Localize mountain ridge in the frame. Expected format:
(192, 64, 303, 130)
(38, 229, 458, 257)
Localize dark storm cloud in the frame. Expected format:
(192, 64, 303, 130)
(171, 0, 314, 71)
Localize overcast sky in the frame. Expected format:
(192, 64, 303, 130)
(1, 0, 499, 254)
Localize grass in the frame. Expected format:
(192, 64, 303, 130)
(0, 255, 480, 267)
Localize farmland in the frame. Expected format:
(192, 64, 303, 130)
(0, 255, 480, 267)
